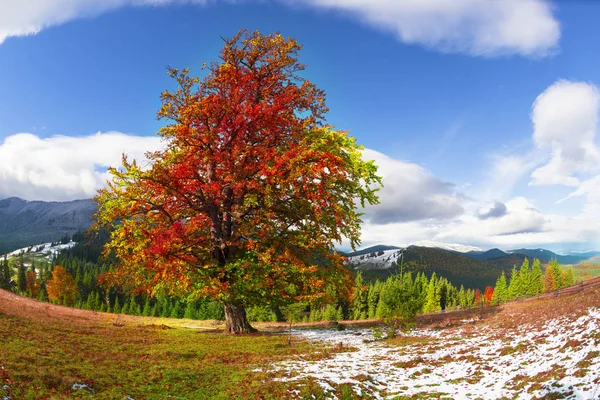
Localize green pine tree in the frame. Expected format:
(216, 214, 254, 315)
(550, 260, 564, 289)
(170, 300, 181, 318)
(422, 273, 441, 313)
(492, 272, 508, 305)
(17, 254, 26, 294)
(563, 268, 575, 287)
(507, 265, 520, 300)
(143, 299, 152, 316)
(113, 297, 122, 314)
(367, 280, 382, 319)
(531, 258, 543, 295)
(458, 285, 467, 308)
(518, 258, 532, 296)
(184, 302, 196, 319)
(0, 255, 12, 290)
(351, 271, 368, 320)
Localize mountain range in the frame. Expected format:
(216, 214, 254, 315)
(0, 197, 97, 254)
(345, 243, 599, 289)
(1, 196, 598, 288)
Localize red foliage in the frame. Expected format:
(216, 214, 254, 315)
(483, 286, 494, 306)
(25, 271, 40, 298)
(94, 30, 381, 327)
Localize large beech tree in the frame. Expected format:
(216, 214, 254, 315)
(95, 30, 381, 334)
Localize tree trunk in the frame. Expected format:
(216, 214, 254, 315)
(224, 302, 256, 334)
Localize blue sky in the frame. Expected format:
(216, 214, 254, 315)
(0, 0, 599, 252)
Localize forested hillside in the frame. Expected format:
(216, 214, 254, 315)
(0, 197, 96, 254)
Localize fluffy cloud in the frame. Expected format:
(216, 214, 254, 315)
(362, 148, 464, 224)
(291, 0, 559, 57)
(436, 197, 549, 243)
(0, 0, 207, 45)
(477, 202, 507, 219)
(0, 132, 162, 201)
(0, 0, 559, 57)
(530, 80, 600, 186)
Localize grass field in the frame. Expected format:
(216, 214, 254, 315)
(1, 282, 600, 399)
(0, 290, 352, 399)
(571, 261, 600, 282)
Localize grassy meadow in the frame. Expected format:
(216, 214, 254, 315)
(0, 290, 354, 399)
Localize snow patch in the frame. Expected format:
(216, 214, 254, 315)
(262, 308, 600, 399)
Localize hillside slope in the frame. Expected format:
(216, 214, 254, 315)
(349, 246, 511, 289)
(0, 197, 96, 254)
(266, 285, 600, 399)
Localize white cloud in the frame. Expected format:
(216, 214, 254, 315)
(530, 80, 600, 186)
(0, 0, 207, 45)
(436, 197, 549, 243)
(0, 0, 559, 57)
(290, 0, 560, 57)
(483, 153, 538, 200)
(362, 148, 464, 224)
(0, 132, 162, 201)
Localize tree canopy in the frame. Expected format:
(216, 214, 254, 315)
(95, 30, 381, 333)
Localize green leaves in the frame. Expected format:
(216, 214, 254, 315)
(94, 30, 381, 331)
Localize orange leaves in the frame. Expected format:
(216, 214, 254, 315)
(46, 266, 78, 306)
(95, 29, 380, 308)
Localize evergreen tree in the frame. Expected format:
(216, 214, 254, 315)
(184, 302, 196, 319)
(367, 280, 382, 319)
(466, 289, 475, 307)
(563, 268, 575, 287)
(113, 297, 122, 314)
(422, 273, 441, 313)
(170, 300, 181, 318)
(143, 298, 153, 316)
(531, 259, 543, 295)
(507, 265, 520, 300)
(350, 271, 368, 320)
(121, 297, 130, 315)
(492, 272, 508, 305)
(0, 255, 12, 290)
(518, 258, 532, 296)
(308, 306, 321, 322)
(458, 285, 467, 309)
(549, 259, 564, 289)
(17, 254, 26, 294)
(322, 304, 339, 321)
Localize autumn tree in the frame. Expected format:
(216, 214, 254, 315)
(46, 265, 79, 306)
(25, 270, 41, 298)
(483, 286, 494, 306)
(95, 30, 381, 334)
(543, 265, 556, 293)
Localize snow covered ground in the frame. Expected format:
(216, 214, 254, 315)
(7, 241, 76, 259)
(263, 308, 600, 399)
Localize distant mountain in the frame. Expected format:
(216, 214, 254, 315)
(0, 197, 96, 254)
(343, 245, 401, 258)
(568, 251, 600, 260)
(508, 248, 586, 265)
(465, 248, 509, 260)
(485, 254, 531, 269)
(348, 246, 510, 289)
(411, 240, 483, 253)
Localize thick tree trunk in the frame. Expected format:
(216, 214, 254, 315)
(224, 302, 256, 334)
